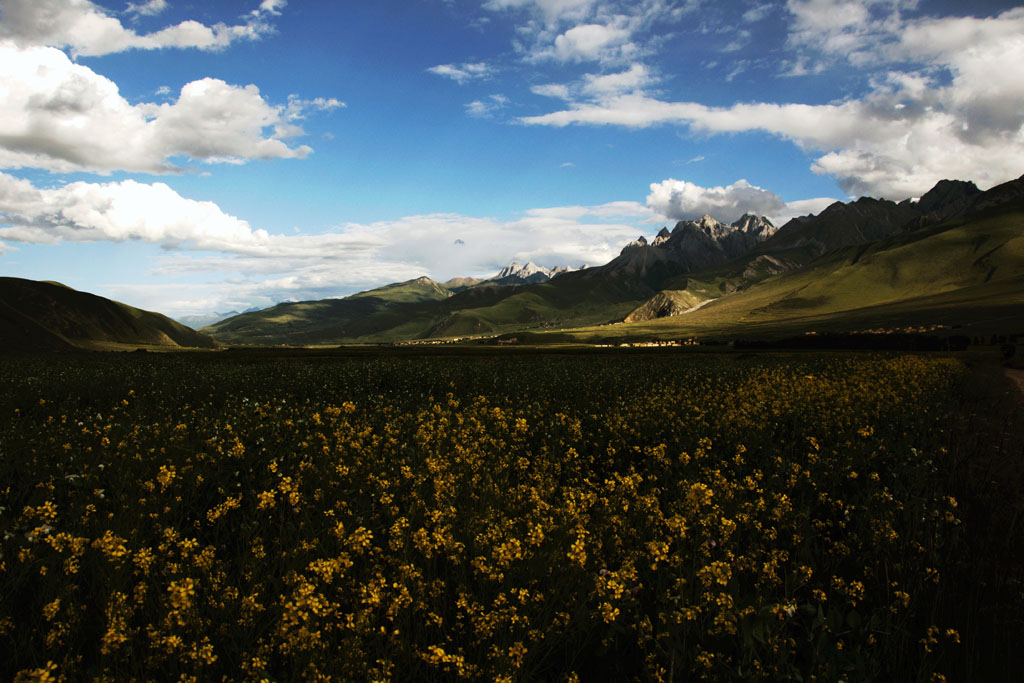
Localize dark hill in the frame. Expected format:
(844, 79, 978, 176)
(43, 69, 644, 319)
(0, 278, 216, 351)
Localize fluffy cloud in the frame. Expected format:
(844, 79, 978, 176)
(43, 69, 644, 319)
(646, 178, 786, 224)
(0, 43, 337, 173)
(546, 22, 635, 62)
(0, 172, 270, 250)
(0, 0, 282, 56)
(520, 6, 1024, 199)
(427, 62, 494, 83)
(646, 178, 837, 226)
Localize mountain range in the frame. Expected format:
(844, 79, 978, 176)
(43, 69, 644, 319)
(2, 173, 1021, 351)
(199, 174, 1023, 346)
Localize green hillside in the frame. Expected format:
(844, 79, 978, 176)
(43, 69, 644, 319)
(202, 276, 455, 344)
(203, 262, 685, 345)
(546, 202, 1024, 343)
(0, 278, 216, 351)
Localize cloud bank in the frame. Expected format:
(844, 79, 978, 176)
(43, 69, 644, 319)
(0, 172, 653, 315)
(517, 4, 1024, 199)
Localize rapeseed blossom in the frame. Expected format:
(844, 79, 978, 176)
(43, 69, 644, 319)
(0, 353, 973, 680)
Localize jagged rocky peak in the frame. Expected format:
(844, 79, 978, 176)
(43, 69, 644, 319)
(491, 261, 578, 284)
(496, 261, 544, 279)
(621, 212, 777, 258)
(671, 214, 731, 239)
(732, 213, 776, 237)
(620, 235, 649, 253)
(668, 213, 777, 242)
(652, 227, 672, 246)
(914, 179, 981, 214)
(697, 213, 724, 228)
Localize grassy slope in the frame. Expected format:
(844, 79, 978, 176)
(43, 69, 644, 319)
(546, 205, 1024, 342)
(420, 273, 651, 340)
(202, 277, 455, 344)
(0, 277, 216, 351)
(203, 264, 673, 345)
(410, 255, 723, 341)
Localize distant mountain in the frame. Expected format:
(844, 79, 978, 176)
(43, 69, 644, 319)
(489, 261, 578, 285)
(176, 307, 261, 330)
(442, 276, 485, 293)
(758, 179, 982, 257)
(610, 214, 778, 277)
(201, 174, 1024, 346)
(531, 174, 1024, 343)
(202, 276, 453, 345)
(0, 278, 216, 351)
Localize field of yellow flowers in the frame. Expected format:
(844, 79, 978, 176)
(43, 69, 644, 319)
(0, 350, 1018, 681)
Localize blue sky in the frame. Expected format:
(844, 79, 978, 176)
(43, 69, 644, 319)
(0, 0, 1022, 319)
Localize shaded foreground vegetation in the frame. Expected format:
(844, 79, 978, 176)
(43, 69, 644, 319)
(1, 351, 1022, 681)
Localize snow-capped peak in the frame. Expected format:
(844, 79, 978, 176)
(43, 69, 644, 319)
(491, 261, 579, 284)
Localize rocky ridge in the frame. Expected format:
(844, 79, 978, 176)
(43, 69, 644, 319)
(490, 261, 579, 285)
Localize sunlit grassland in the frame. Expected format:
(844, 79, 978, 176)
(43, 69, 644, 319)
(1, 351, 1021, 681)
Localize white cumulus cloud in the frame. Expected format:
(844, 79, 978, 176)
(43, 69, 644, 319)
(0, 43, 340, 173)
(0, 0, 283, 56)
(646, 178, 838, 226)
(547, 22, 635, 62)
(646, 178, 786, 224)
(0, 172, 270, 250)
